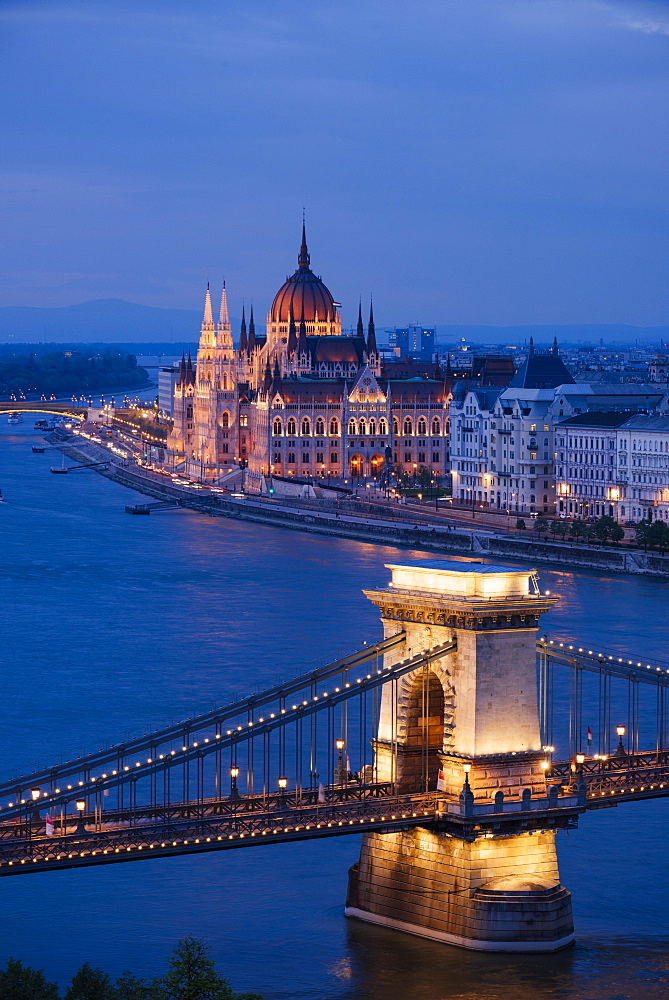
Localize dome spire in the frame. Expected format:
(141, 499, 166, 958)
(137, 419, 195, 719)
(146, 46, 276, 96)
(298, 218, 310, 270)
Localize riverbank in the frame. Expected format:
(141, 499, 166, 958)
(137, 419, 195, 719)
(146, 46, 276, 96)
(49, 432, 669, 579)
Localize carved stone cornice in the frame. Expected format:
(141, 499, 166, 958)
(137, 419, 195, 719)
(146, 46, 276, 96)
(363, 588, 556, 631)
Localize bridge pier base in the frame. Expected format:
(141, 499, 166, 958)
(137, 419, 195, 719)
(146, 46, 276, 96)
(345, 827, 574, 952)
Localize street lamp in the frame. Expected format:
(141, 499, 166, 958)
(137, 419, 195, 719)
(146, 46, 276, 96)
(75, 799, 87, 834)
(277, 777, 288, 805)
(229, 764, 241, 802)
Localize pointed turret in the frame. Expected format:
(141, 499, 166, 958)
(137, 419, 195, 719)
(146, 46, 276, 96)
(218, 281, 230, 328)
(239, 306, 248, 354)
(263, 359, 272, 392)
(434, 355, 442, 379)
(298, 220, 310, 270)
(367, 298, 377, 355)
(287, 306, 297, 355)
(445, 353, 453, 376)
(356, 300, 364, 338)
(297, 304, 308, 357)
(203, 284, 214, 327)
(179, 350, 186, 385)
(273, 356, 281, 385)
(186, 350, 195, 385)
(247, 307, 256, 354)
(553, 336, 559, 356)
(529, 336, 534, 356)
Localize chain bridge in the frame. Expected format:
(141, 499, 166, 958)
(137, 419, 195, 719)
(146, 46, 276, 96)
(1, 560, 667, 952)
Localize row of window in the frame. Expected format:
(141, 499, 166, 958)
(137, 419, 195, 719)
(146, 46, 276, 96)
(270, 416, 445, 437)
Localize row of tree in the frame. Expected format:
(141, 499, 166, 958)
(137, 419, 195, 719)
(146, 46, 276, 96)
(514, 514, 669, 552)
(0, 351, 149, 396)
(0, 937, 261, 1000)
(516, 515, 625, 544)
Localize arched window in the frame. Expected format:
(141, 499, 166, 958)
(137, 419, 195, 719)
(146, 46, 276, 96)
(379, 418, 387, 435)
(369, 419, 376, 436)
(403, 418, 413, 436)
(222, 374, 228, 390)
(431, 417, 440, 435)
(273, 418, 282, 436)
(393, 418, 399, 435)
(329, 418, 339, 436)
(315, 418, 325, 436)
(418, 418, 426, 436)
(301, 418, 310, 436)
(359, 419, 366, 436)
(287, 418, 296, 436)
(348, 419, 356, 435)
(221, 412, 229, 429)
(186, 404, 193, 419)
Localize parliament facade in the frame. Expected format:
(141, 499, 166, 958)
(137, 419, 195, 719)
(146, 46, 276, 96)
(167, 227, 452, 486)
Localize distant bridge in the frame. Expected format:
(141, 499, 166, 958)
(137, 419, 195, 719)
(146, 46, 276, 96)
(0, 401, 88, 420)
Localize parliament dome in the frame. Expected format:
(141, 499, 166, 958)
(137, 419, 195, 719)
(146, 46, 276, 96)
(269, 225, 339, 325)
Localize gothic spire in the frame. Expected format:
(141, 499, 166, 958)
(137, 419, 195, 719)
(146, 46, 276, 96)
(179, 350, 186, 385)
(367, 298, 377, 355)
(239, 305, 247, 354)
(273, 356, 281, 382)
(356, 300, 364, 338)
(529, 336, 534, 356)
(186, 350, 195, 384)
(218, 281, 230, 327)
(553, 335, 559, 356)
(203, 284, 213, 326)
(298, 220, 310, 270)
(263, 359, 272, 392)
(247, 307, 256, 354)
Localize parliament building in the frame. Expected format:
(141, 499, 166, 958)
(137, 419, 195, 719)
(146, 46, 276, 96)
(167, 226, 452, 487)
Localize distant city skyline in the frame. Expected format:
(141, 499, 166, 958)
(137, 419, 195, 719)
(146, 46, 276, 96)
(0, 0, 667, 327)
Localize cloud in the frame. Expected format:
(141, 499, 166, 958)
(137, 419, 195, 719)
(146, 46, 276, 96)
(601, 0, 669, 35)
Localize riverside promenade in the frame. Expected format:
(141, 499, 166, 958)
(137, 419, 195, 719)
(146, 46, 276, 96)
(50, 431, 669, 580)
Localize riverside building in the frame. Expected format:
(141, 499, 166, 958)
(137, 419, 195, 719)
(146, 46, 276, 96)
(167, 226, 453, 486)
(555, 412, 669, 522)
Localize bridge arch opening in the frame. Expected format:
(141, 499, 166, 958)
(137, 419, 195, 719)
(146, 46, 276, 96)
(399, 666, 445, 793)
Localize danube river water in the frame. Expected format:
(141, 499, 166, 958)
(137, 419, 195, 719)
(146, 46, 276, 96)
(1, 423, 668, 1000)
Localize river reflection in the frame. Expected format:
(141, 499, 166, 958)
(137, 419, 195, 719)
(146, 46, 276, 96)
(0, 424, 668, 998)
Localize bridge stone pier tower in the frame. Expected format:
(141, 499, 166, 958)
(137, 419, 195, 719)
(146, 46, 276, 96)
(346, 560, 575, 952)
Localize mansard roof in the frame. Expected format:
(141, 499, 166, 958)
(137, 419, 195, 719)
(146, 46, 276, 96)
(307, 335, 366, 365)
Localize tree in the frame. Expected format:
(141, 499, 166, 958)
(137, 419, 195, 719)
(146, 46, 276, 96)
(649, 519, 669, 554)
(515, 518, 526, 530)
(0, 958, 60, 1000)
(635, 520, 652, 551)
(610, 523, 625, 544)
(114, 972, 155, 1000)
(549, 519, 565, 541)
(533, 517, 549, 536)
(65, 964, 115, 1000)
(570, 520, 588, 543)
(593, 515, 616, 545)
(152, 938, 234, 1000)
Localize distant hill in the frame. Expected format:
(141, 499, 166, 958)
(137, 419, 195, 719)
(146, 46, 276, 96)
(0, 299, 210, 343)
(0, 299, 666, 346)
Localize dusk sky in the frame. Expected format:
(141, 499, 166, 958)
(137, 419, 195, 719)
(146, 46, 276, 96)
(0, 0, 667, 328)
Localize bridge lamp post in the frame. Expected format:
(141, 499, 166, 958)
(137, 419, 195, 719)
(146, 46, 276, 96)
(277, 777, 288, 807)
(615, 725, 627, 756)
(74, 800, 87, 835)
(335, 739, 347, 785)
(229, 765, 241, 803)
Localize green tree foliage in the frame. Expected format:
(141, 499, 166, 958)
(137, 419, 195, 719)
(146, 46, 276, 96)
(610, 523, 625, 543)
(533, 517, 549, 535)
(0, 351, 148, 397)
(515, 518, 526, 530)
(646, 519, 669, 553)
(113, 972, 154, 1000)
(570, 520, 588, 542)
(549, 519, 566, 540)
(152, 937, 234, 1000)
(64, 964, 115, 1000)
(0, 958, 60, 1000)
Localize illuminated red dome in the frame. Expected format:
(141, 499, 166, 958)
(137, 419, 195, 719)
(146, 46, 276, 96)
(269, 225, 339, 324)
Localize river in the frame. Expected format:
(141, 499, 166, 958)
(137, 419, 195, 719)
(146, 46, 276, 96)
(1, 420, 668, 999)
